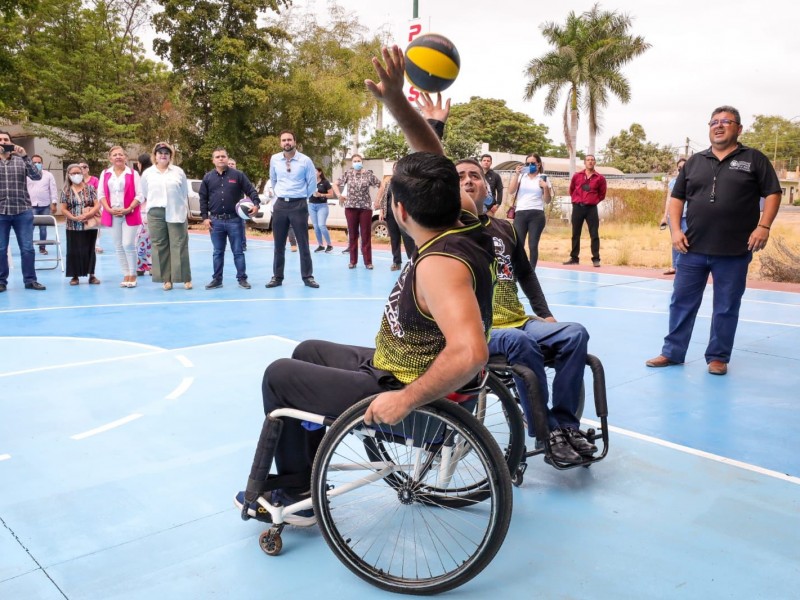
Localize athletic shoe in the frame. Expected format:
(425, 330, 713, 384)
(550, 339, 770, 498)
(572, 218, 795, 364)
(325, 246, 333, 253)
(234, 491, 273, 523)
(313, 245, 325, 252)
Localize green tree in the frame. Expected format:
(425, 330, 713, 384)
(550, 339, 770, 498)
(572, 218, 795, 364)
(523, 3, 649, 174)
(447, 97, 553, 154)
(599, 123, 675, 173)
(741, 115, 800, 170)
(364, 127, 408, 161)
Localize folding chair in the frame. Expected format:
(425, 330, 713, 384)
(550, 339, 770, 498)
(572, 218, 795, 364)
(33, 214, 64, 271)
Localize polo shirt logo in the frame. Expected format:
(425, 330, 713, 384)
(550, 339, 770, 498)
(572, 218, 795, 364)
(228, 179, 237, 183)
(729, 160, 751, 172)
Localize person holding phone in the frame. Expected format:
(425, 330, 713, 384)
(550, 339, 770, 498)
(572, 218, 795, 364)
(507, 153, 552, 269)
(564, 154, 606, 267)
(0, 131, 45, 292)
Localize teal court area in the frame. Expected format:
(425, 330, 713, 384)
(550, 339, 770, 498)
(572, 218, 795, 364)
(1, 228, 799, 599)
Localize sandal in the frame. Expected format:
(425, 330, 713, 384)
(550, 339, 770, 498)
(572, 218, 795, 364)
(69, 277, 79, 286)
(163, 282, 173, 291)
(184, 281, 193, 290)
(348, 264, 356, 269)
(88, 276, 101, 285)
(365, 264, 374, 270)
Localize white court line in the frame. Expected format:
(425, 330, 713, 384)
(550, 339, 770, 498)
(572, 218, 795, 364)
(71, 413, 143, 440)
(0, 350, 167, 379)
(175, 354, 194, 368)
(0, 297, 386, 315)
(583, 418, 800, 486)
(0, 335, 164, 351)
(0, 454, 10, 461)
(166, 377, 194, 400)
(176, 333, 301, 351)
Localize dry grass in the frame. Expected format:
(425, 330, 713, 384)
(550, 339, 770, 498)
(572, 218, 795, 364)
(538, 217, 800, 280)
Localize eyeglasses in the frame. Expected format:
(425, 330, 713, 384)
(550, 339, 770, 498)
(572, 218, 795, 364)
(709, 118, 738, 127)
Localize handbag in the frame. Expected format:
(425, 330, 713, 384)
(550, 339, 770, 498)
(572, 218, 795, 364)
(84, 214, 100, 229)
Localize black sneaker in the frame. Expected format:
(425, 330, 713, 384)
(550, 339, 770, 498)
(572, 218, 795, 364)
(238, 279, 251, 289)
(325, 246, 333, 253)
(205, 279, 223, 290)
(544, 429, 583, 465)
(563, 427, 597, 456)
(313, 245, 325, 252)
(562, 259, 579, 265)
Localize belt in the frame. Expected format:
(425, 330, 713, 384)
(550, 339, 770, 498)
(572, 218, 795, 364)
(211, 213, 237, 219)
(277, 197, 306, 202)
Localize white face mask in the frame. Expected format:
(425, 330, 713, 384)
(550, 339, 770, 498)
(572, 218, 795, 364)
(70, 174, 84, 184)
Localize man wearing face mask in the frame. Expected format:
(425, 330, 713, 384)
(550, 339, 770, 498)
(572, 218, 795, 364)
(564, 155, 606, 267)
(26, 154, 58, 255)
(0, 131, 45, 292)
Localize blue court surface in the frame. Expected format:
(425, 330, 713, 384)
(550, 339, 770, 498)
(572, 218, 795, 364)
(1, 229, 798, 599)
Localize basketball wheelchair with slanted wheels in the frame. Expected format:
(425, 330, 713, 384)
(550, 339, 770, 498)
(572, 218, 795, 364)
(475, 352, 610, 487)
(246, 391, 513, 595)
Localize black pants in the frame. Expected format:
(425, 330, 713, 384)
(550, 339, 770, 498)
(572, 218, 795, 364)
(513, 209, 546, 269)
(249, 340, 399, 494)
(570, 203, 600, 262)
(272, 199, 312, 279)
(386, 208, 414, 265)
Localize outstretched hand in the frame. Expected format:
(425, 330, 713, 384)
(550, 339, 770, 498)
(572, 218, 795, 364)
(415, 92, 450, 123)
(365, 45, 407, 104)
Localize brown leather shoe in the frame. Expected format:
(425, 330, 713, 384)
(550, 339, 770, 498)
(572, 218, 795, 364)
(645, 355, 679, 368)
(708, 361, 728, 375)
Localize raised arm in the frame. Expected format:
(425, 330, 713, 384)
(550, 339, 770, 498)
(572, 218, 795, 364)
(365, 46, 443, 155)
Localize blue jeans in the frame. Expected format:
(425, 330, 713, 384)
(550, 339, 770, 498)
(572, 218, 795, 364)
(489, 319, 589, 434)
(308, 202, 331, 246)
(0, 209, 37, 285)
(669, 216, 687, 269)
(661, 251, 751, 364)
(210, 217, 246, 281)
(32, 205, 51, 241)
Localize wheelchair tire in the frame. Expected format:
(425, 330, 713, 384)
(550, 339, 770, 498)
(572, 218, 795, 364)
(311, 397, 513, 595)
(476, 371, 526, 477)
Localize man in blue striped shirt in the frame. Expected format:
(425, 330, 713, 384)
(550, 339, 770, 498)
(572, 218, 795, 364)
(265, 130, 319, 289)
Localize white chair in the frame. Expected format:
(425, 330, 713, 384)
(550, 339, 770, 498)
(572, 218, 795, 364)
(33, 214, 64, 272)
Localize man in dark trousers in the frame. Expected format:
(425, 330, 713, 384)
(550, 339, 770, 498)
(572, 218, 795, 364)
(0, 131, 45, 292)
(564, 155, 606, 267)
(646, 105, 781, 376)
(199, 146, 260, 289)
(265, 130, 318, 289)
(480, 154, 503, 214)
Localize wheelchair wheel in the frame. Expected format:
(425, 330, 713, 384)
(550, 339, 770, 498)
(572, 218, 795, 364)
(311, 397, 513, 595)
(475, 371, 526, 476)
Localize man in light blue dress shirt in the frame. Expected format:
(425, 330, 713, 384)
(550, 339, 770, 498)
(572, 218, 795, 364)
(265, 130, 319, 288)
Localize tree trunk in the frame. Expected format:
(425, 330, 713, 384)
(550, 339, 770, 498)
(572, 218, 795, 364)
(568, 87, 579, 176)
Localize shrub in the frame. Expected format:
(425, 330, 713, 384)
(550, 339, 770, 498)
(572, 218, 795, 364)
(759, 236, 800, 283)
(603, 188, 664, 225)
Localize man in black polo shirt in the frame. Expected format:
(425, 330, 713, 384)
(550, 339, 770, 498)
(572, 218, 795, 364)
(199, 146, 260, 289)
(646, 105, 781, 375)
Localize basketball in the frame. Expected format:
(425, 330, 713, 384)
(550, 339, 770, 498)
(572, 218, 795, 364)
(404, 33, 460, 93)
(236, 200, 255, 220)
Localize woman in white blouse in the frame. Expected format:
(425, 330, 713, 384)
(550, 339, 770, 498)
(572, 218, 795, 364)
(98, 146, 143, 287)
(140, 142, 191, 290)
(508, 153, 552, 269)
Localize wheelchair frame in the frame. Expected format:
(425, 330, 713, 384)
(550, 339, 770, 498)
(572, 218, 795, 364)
(251, 396, 513, 595)
(479, 353, 609, 486)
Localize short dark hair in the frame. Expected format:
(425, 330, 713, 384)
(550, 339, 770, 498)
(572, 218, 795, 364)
(0, 130, 11, 141)
(711, 105, 741, 124)
(479, 154, 492, 162)
(585, 154, 596, 160)
(279, 129, 295, 140)
(212, 146, 227, 155)
(391, 152, 461, 230)
(31, 154, 43, 161)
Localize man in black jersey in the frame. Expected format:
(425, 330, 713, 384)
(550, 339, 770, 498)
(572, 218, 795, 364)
(235, 46, 496, 526)
(457, 158, 595, 465)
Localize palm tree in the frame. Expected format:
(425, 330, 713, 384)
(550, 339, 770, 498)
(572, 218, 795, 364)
(523, 4, 649, 174)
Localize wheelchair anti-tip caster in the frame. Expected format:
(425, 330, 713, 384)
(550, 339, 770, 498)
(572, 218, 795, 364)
(259, 527, 283, 556)
(511, 461, 527, 487)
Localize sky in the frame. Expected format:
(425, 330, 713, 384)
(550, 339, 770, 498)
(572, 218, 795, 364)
(290, 0, 800, 157)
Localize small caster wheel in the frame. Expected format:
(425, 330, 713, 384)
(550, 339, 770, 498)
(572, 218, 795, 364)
(511, 470, 524, 487)
(259, 529, 283, 556)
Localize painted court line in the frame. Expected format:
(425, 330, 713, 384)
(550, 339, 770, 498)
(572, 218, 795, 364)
(583, 418, 800, 485)
(165, 377, 194, 400)
(175, 354, 194, 368)
(0, 350, 167, 379)
(70, 413, 144, 440)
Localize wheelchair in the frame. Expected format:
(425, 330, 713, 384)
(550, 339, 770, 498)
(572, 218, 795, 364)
(250, 394, 513, 595)
(475, 353, 609, 487)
